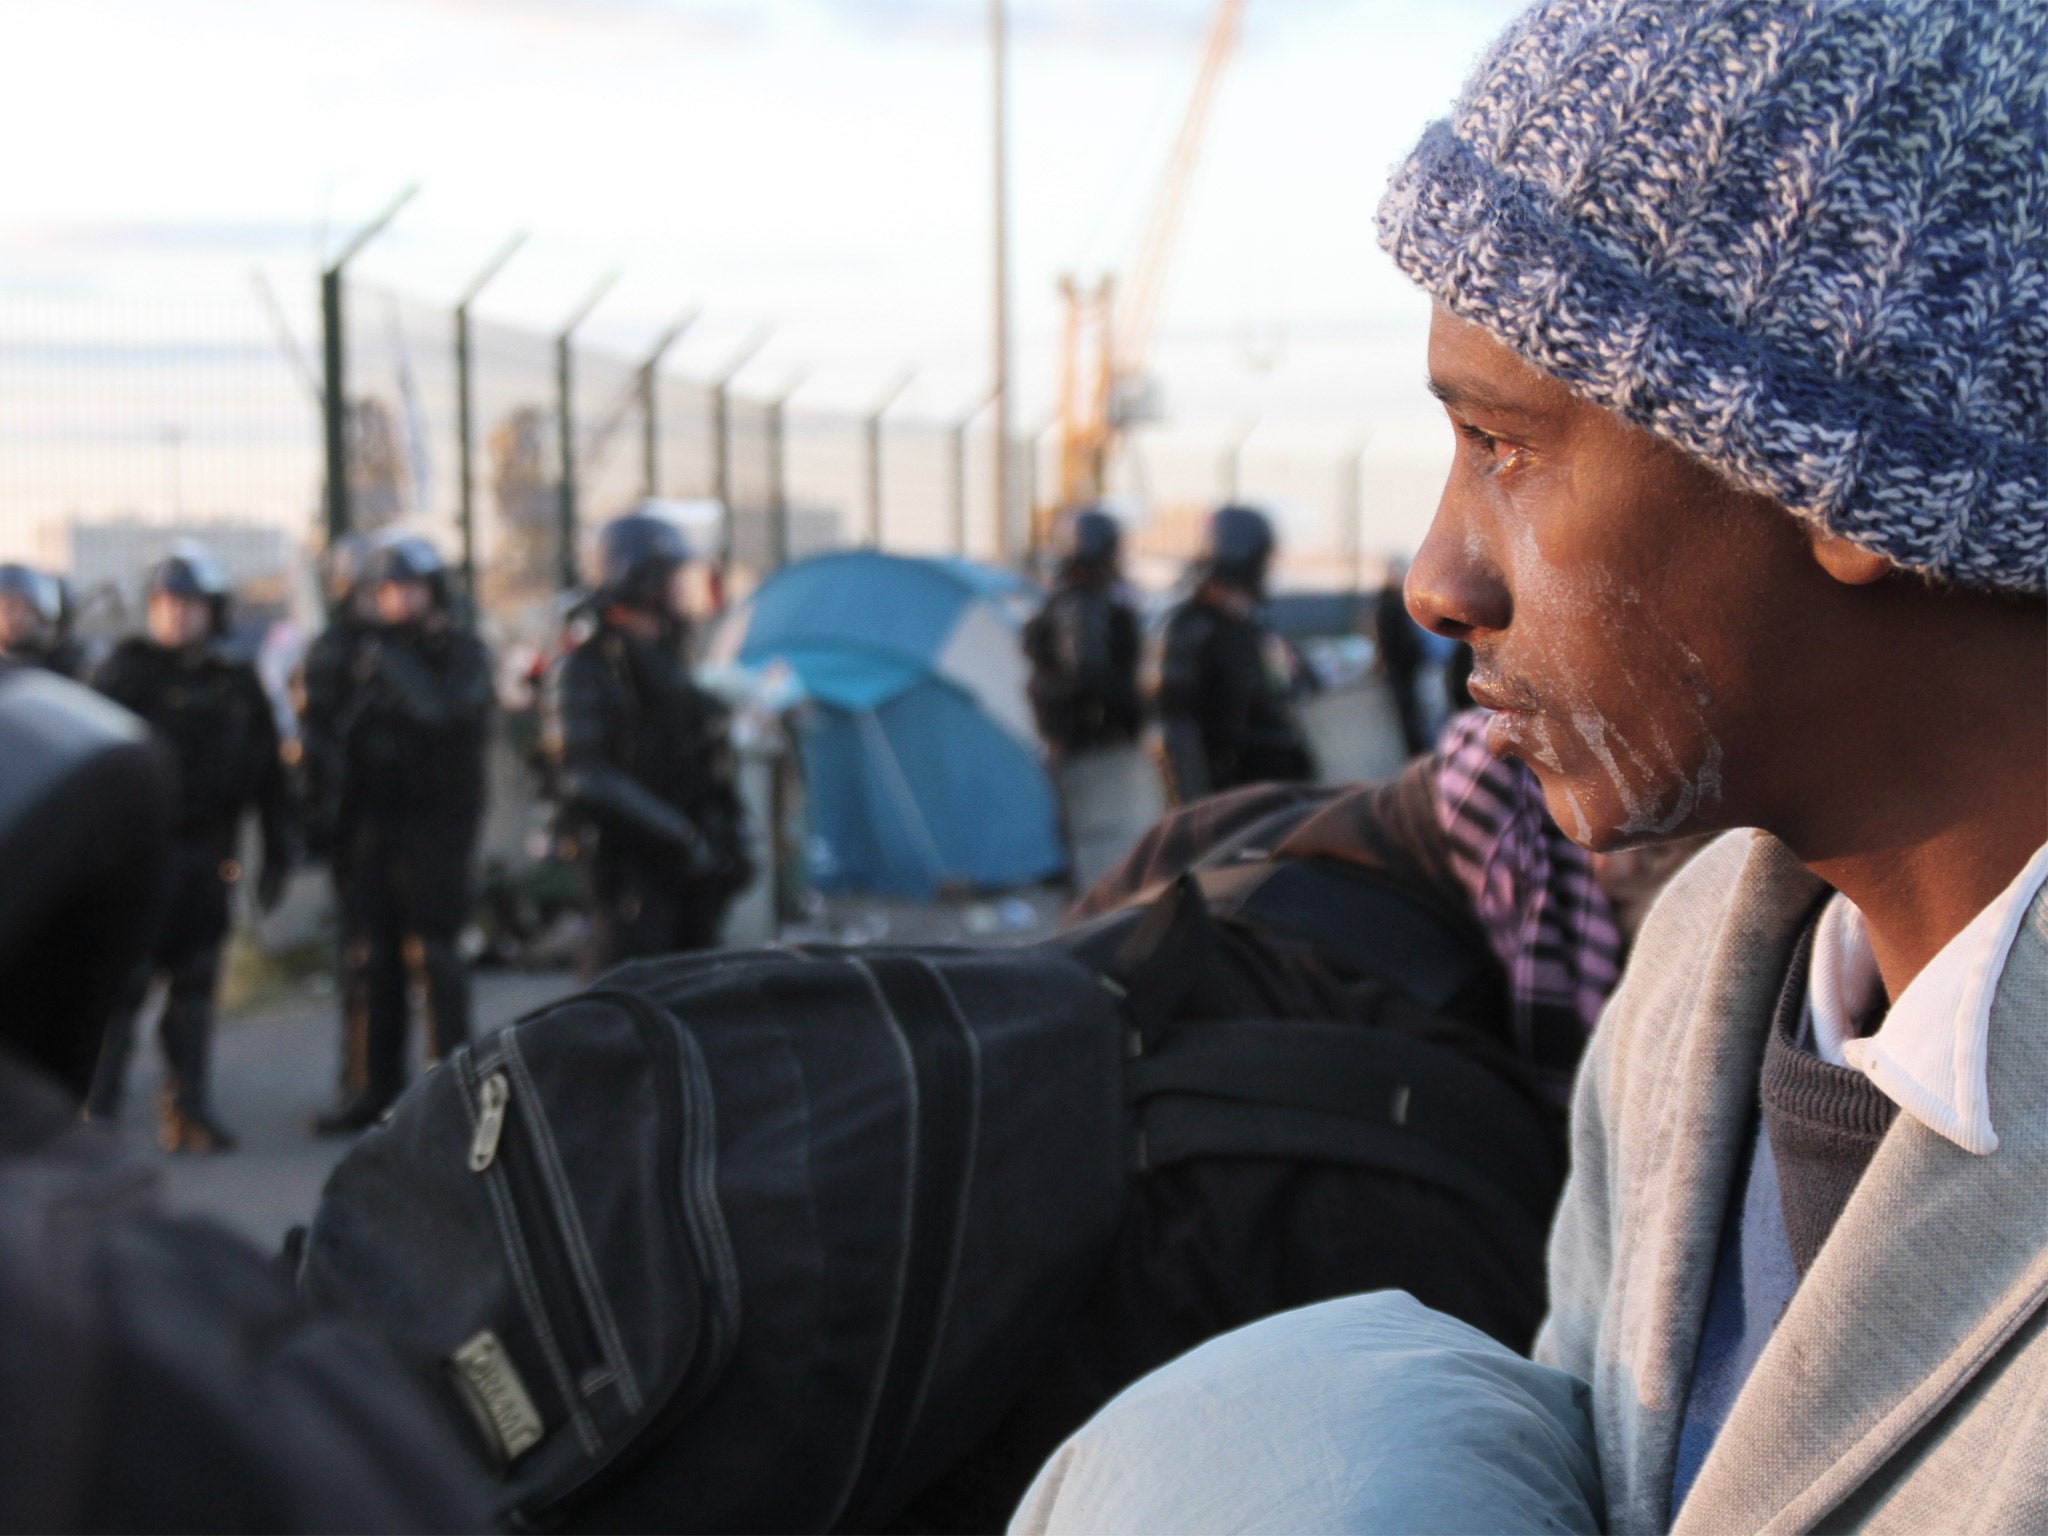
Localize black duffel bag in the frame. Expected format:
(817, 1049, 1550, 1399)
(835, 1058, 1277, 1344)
(297, 944, 1130, 1534)
(301, 865, 1562, 1534)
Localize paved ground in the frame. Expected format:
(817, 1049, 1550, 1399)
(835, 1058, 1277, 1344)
(102, 889, 1070, 1257)
(100, 968, 578, 1254)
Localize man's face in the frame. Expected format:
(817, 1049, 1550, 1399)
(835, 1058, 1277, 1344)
(0, 592, 45, 651)
(147, 591, 211, 649)
(374, 578, 433, 626)
(1408, 308, 1834, 853)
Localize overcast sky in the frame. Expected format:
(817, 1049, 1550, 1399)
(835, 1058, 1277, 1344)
(0, 0, 1526, 549)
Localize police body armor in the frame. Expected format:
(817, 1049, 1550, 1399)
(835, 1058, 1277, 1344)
(1024, 580, 1142, 755)
(550, 625, 751, 912)
(339, 623, 493, 831)
(1156, 597, 1314, 802)
(94, 637, 283, 845)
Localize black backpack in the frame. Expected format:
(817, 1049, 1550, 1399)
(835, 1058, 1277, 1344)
(299, 863, 1563, 1534)
(298, 943, 1130, 1533)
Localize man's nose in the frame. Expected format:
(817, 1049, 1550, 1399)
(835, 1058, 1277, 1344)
(1404, 501, 1509, 643)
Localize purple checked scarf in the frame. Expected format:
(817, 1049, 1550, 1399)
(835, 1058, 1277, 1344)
(1432, 709, 1622, 1103)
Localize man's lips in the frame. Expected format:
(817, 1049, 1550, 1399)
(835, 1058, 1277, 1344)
(1465, 674, 1540, 714)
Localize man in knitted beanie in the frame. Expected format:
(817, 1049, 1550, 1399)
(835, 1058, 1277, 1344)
(1010, 2, 2047, 1531)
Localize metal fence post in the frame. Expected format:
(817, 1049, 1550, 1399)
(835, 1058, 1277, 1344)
(318, 186, 418, 547)
(949, 389, 995, 557)
(764, 369, 807, 573)
(1220, 417, 1257, 503)
(708, 326, 772, 568)
(321, 268, 348, 544)
(553, 272, 619, 591)
(636, 310, 698, 500)
(949, 419, 968, 557)
(1340, 442, 1366, 590)
(453, 233, 526, 601)
(864, 368, 916, 547)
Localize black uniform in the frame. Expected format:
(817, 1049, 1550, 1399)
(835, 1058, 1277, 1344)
(336, 617, 493, 1111)
(87, 638, 294, 1127)
(550, 622, 751, 970)
(1157, 594, 1314, 802)
(1375, 578, 1431, 758)
(5, 635, 88, 679)
(1023, 571, 1142, 755)
(299, 613, 372, 1094)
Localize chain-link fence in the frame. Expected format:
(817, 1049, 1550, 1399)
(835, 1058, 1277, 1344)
(0, 272, 1392, 634)
(0, 293, 321, 603)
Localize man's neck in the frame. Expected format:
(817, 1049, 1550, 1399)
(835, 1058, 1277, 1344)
(1785, 598, 2047, 1003)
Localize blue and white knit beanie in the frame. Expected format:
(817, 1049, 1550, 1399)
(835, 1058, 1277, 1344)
(1377, 0, 2048, 594)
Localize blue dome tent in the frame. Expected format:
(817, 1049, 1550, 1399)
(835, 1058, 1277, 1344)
(708, 551, 1065, 899)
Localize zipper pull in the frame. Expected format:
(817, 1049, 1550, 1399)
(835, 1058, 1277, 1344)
(469, 1071, 510, 1172)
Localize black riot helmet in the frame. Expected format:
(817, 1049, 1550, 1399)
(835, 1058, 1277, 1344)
(1066, 507, 1122, 572)
(1202, 505, 1277, 596)
(596, 510, 692, 613)
(363, 532, 452, 609)
(146, 541, 234, 636)
(0, 564, 62, 648)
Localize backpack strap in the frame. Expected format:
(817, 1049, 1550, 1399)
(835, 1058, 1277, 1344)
(1192, 856, 1487, 1014)
(1128, 1018, 1560, 1241)
(1104, 873, 1218, 1049)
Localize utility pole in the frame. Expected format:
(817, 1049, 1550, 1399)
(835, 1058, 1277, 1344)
(453, 231, 526, 601)
(554, 270, 620, 591)
(990, 0, 1013, 565)
(763, 368, 809, 573)
(709, 325, 773, 569)
(637, 309, 699, 499)
(864, 368, 917, 547)
(320, 184, 418, 545)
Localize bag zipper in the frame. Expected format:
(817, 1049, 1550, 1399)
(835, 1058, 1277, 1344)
(455, 1051, 603, 1459)
(520, 990, 741, 1524)
(470, 1070, 509, 1171)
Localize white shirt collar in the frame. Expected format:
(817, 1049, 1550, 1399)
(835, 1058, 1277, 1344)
(1806, 839, 2048, 1157)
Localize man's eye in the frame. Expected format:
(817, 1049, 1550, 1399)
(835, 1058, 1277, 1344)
(1456, 421, 1524, 473)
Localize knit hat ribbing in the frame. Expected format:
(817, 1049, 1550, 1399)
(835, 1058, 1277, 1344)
(1377, 0, 2048, 594)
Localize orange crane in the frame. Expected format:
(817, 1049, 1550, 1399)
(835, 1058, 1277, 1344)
(1046, 0, 1247, 542)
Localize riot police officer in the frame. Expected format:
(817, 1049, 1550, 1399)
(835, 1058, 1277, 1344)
(315, 533, 492, 1135)
(298, 533, 376, 1102)
(86, 542, 297, 1150)
(1156, 505, 1314, 802)
(0, 563, 81, 677)
(547, 511, 750, 972)
(1024, 507, 1142, 756)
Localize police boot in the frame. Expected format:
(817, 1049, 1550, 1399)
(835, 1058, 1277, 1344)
(157, 1085, 237, 1154)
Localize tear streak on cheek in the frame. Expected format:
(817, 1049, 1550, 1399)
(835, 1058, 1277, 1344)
(1504, 517, 1726, 840)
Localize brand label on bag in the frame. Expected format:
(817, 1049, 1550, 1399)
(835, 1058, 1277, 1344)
(450, 1329, 546, 1464)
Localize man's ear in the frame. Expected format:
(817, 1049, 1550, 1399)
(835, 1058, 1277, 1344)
(1811, 530, 1893, 586)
